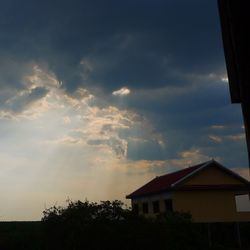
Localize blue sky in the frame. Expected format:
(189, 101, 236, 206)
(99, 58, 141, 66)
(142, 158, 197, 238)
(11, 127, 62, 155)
(0, 0, 248, 220)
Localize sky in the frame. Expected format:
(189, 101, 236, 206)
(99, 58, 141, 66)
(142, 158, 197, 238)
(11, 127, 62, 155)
(0, 0, 249, 221)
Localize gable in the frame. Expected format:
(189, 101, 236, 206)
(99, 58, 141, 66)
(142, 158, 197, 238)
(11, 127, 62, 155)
(183, 165, 244, 186)
(126, 160, 250, 199)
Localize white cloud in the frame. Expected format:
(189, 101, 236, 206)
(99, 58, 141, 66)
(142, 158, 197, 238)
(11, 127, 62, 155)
(0, 110, 16, 120)
(209, 135, 222, 143)
(184, 72, 229, 84)
(208, 133, 245, 143)
(0, 64, 171, 220)
(24, 65, 61, 90)
(221, 77, 228, 83)
(122, 149, 213, 176)
(0, 65, 61, 120)
(211, 125, 225, 129)
(112, 87, 130, 96)
(226, 133, 245, 141)
(70, 105, 137, 158)
(176, 148, 212, 166)
(47, 136, 85, 145)
(4, 66, 149, 159)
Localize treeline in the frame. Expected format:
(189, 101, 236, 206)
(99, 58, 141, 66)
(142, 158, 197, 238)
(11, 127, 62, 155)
(1, 199, 249, 249)
(42, 199, 206, 250)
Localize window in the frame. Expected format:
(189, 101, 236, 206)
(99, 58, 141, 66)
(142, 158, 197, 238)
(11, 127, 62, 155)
(165, 199, 173, 212)
(142, 202, 149, 214)
(153, 200, 160, 213)
(235, 194, 250, 212)
(132, 203, 139, 215)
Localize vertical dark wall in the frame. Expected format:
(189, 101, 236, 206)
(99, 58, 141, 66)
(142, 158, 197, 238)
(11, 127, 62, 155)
(218, 0, 250, 168)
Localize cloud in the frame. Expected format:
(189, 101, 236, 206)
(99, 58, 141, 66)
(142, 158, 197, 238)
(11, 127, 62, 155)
(112, 87, 130, 96)
(71, 105, 144, 159)
(221, 77, 228, 83)
(176, 149, 213, 166)
(226, 134, 245, 141)
(47, 136, 84, 145)
(211, 125, 225, 129)
(208, 133, 245, 144)
(0, 65, 60, 120)
(87, 137, 128, 158)
(0, 0, 240, 167)
(4, 69, 160, 160)
(209, 135, 222, 143)
(122, 148, 213, 178)
(24, 65, 62, 89)
(0, 0, 249, 220)
(0, 0, 224, 94)
(5, 86, 49, 113)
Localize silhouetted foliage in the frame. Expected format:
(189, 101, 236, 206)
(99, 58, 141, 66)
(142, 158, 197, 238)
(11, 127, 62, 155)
(41, 199, 206, 250)
(0, 222, 44, 250)
(42, 199, 129, 223)
(2, 200, 248, 249)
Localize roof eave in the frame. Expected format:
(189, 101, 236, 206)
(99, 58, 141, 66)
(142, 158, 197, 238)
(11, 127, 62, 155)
(126, 188, 171, 199)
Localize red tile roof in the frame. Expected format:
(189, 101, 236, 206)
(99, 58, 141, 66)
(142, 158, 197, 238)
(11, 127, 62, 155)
(126, 160, 250, 199)
(126, 162, 204, 199)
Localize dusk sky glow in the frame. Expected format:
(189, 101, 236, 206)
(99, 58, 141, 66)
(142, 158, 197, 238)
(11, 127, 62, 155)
(0, 0, 249, 220)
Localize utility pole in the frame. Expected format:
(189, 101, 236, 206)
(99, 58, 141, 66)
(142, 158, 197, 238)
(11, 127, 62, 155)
(218, 0, 250, 169)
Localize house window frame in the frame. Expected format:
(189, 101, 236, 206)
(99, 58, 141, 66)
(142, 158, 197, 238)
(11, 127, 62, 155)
(142, 202, 149, 214)
(235, 193, 250, 212)
(152, 200, 160, 213)
(164, 199, 173, 212)
(132, 203, 139, 215)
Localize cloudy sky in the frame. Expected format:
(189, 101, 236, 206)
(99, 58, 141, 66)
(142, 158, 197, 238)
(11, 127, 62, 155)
(0, 0, 248, 220)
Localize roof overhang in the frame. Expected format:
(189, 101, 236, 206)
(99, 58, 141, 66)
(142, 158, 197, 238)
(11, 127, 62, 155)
(126, 189, 171, 199)
(218, 0, 250, 103)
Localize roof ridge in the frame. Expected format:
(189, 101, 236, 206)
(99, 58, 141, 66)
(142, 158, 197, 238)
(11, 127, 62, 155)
(171, 160, 215, 188)
(157, 160, 210, 178)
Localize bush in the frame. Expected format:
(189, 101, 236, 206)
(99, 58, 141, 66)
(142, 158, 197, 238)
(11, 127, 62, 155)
(42, 199, 207, 250)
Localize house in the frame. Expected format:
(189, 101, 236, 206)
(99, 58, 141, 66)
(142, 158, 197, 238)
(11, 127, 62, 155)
(126, 160, 250, 222)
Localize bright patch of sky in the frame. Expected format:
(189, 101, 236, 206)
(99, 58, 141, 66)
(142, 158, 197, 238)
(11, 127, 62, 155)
(0, 65, 166, 220)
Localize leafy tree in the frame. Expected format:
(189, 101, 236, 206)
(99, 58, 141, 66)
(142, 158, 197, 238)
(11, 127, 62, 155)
(41, 199, 208, 250)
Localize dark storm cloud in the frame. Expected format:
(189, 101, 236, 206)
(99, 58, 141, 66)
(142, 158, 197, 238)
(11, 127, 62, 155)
(0, 59, 33, 90)
(0, 0, 223, 93)
(127, 139, 166, 161)
(113, 78, 247, 167)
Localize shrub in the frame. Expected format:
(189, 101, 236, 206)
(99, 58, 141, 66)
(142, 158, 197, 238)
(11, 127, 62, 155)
(42, 199, 207, 250)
